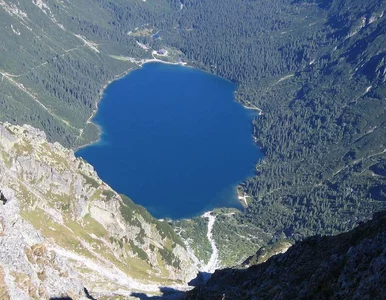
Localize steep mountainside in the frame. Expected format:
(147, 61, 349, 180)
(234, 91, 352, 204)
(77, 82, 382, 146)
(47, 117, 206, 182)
(0, 0, 181, 148)
(0, 122, 197, 299)
(164, 0, 386, 267)
(163, 0, 386, 253)
(184, 211, 386, 300)
(240, 0, 386, 238)
(1, 0, 386, 271)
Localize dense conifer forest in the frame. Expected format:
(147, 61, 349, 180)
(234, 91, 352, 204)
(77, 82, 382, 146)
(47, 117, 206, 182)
(1, 0, 386, 258)
(161, 0, 386, 240)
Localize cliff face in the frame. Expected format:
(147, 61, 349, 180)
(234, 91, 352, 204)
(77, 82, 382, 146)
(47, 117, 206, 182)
(184, 211, 386, 300)
(0, 122, 197, 299)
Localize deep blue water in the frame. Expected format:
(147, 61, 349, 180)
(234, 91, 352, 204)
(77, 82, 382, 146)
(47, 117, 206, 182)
(76, 63, 262, 219)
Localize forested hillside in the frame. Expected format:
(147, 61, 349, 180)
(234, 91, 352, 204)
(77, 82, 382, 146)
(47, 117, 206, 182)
(1, 0, 386, 265)
(160, 0, 386, 242)
(185, 211, 386, 299)
(0, 0, 179, 147)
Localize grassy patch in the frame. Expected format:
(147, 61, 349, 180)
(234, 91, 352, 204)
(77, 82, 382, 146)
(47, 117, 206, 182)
(18, 182, 37, 207)
(129, 28, 154, 37)
(173, 217, 211, 264)
(0, 266, 10, 300)
(90, 189, 102, 201)
(83, 214, 108, 238)
(129, 240, 148, 261)
(158, 247, 181, 269)
(81, 173, 99, 189)
(14, 141, 33, 156)
(22, 209, 96, 260)
(102, 190, 115, 201)
(120, 194, 184, 247)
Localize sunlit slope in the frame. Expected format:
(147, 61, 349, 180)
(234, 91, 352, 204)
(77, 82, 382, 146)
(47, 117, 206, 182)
(0, 122, 197, 298)
(0, 0, 179, 148)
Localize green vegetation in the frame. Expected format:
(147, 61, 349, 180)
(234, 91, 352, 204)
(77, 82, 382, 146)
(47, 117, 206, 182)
(163, 0, 384, 263)
(120, 195, 184, 247)
(162, 0, 386, 243)
(2, 0, 386, 265)
(102, 189, 116, 201)
(173, 216, 212, 264)
(129, 240, 148, 261)
(80, 173, 99, 189)
(212, 210, 271, 266)
(234, 0, 386, 239)
(118, 194, 186, 269)
(243, 239, 293, 266)
(0, 0, 164, 147)
(158, 247, 181, 269)
(14, 141, 33, 156)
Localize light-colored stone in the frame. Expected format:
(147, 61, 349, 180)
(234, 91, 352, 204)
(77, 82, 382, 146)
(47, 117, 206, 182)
(0, 122, 197, 298)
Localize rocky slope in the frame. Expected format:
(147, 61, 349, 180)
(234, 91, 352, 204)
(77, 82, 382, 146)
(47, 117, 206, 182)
(184, 211, 386, 299)
(0, 122, 197, 299)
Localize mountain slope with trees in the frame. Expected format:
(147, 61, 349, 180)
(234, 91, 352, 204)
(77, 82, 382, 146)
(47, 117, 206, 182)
(1, 0, 386, 268)
(160, 0, 386, 243)
(184, 211, 386, 300)
(0, 122, 197, 298)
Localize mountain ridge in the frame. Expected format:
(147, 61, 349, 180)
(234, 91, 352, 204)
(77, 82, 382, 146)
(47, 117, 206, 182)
(184, 211, 386, 300)
(0, 122, 197, 299)
(1, 0, 386, 297)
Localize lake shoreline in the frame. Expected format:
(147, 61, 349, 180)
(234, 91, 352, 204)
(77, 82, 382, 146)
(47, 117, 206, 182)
(76, 62, 262, 219)
(74, 58, 188, 152)
(76, 52, 263, 152)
